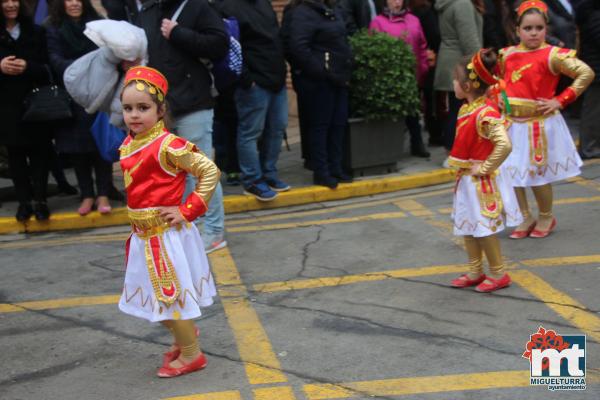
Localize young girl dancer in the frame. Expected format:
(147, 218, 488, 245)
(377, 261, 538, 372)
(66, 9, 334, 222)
(500, 0, 594, 238)
(118, 66, 219, 377)
(449, 49, 522, 292)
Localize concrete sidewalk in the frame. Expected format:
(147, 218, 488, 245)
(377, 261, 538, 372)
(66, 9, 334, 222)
(0, 119, 463, 234)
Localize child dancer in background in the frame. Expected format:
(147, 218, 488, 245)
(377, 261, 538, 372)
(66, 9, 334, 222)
(118, 66, 219, 377)
(449, 49, 522, 292)
(500, 0, 594, 239)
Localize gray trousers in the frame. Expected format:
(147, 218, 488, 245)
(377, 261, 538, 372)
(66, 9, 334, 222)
(580, 83, 600, 159)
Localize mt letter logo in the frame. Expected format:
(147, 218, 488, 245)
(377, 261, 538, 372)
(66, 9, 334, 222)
(523, 326, 586, 391)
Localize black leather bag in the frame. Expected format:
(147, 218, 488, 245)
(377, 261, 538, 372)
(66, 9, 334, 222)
(22, 66, 73, 122)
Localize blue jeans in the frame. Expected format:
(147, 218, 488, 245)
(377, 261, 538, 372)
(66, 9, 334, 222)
(174, 109, 225, 236)
(234, 85, 288, 187)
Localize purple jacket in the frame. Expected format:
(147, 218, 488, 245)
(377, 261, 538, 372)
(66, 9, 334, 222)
(369, 11, 429, 86)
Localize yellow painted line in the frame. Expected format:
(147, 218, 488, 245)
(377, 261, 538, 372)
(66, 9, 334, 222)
(223, 169, 455, 214)
(554, 195, 600, 205)
(568, 176, 600, 192)
(438, 207, 452, 214)
(0, 233, 130, 250)
(511, 270, 600, 343)
(0, 295, 121, 313)
(227, 187, 453, 227)
(583, 158, 600, 166)
(394, 199, 434, 216)
(3, 254, 600, 313)
(522, 254, 600, 267)
(0, 169, 454, 235)
(163, 390, 242, 400)
(253, 386, 296, 400)
(253, 264, 469, 293)
(304, 370, 530, 399)
(303, 369, 600, 399)
(227, 212, 407, 233)
(210, 249, 287, 385)
(0, 208, 130, 235)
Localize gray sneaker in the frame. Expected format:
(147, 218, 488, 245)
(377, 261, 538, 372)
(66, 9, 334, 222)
(202, 233, 228, 254)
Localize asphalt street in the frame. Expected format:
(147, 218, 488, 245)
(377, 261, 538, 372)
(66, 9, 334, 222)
(1, 161, 600, 400)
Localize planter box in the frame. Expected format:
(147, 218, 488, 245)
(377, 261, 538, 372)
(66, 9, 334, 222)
(344, 118, 407, 177)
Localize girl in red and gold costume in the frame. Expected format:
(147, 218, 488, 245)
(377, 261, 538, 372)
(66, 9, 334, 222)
(448, 49, 523, 292)
(499, 0, 595, 239)
(117, 66, 219, 378)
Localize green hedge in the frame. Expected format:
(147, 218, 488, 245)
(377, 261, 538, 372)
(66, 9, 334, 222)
(349, 30, 420, 122)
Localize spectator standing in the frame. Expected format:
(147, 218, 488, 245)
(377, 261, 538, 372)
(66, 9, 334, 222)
(101, 0, 140, 22)
(546, 0, 576, 48)
(219, 0, 290, 201)
(136, 0, 229, 252)
(338, 0, 377, 35)
(433, 0, 483, 152)
(287, 0, 353, 189)
(409, 0, 443, 147)
(1, 0, 52, 221)
(576, 0, 600, 159)
(370, 0, 431, 157)
(483, 0, 518, 48)
(46, 0, 113, 216)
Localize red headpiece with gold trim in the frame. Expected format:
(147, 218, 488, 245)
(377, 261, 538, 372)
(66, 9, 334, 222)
(467, 49, 498, 88)
(124, 66, 169, 102)
(517, 0, 549, 18)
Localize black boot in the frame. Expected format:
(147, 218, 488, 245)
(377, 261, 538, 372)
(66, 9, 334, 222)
(332, 172, 353, 183)
(411, 144, 431, 158)
(16, 202, 34, 222)
(33, 202, 50, 221)
(314, 174, 338, 189)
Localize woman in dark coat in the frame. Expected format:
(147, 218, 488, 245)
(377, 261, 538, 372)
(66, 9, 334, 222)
(1, 0, 52, 221)
(46, 0, 113, 215)
(286, 0, 353, 189)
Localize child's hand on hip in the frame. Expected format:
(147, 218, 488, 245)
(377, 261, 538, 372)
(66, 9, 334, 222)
(536, 98, 561, 115)
(159, 206, 186, 226)
(470, 163, 483, 176)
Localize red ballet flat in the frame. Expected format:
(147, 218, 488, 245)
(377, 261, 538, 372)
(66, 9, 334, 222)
(509, 221, 536, 239)
(157, 353, 207, 378)
(529, 218, 557, 238)
(451, 274, 486, 288)
(162, 326, 200, 366)
(475, 274, 511, 293)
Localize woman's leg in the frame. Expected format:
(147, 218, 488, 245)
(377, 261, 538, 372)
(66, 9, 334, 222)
(327, 86, 349, 178)
(6, 146, 33, 205)
(406, 115, 430, 157)
(92, 151, 113, 212)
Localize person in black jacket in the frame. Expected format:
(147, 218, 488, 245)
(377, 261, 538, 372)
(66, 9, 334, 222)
(46, 0, 114, 216)
(100, 0, 139, 22)
(576, 0, 600, 158)
(286, 0, 353, 188)
(218, 0, 289, 201)
(337, 0, 376, 35)
(136, 0, 229, 252)
(1, 0, 52, 221)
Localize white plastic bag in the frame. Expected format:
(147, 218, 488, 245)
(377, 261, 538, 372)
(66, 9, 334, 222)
(84, 20, 147, 62)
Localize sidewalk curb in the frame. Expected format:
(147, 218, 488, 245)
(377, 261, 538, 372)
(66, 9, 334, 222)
(0, 168, 454, 235)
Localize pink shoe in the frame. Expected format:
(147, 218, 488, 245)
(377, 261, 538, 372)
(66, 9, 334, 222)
(78, 198, 94, 216)
(96, 197, 112, 215)
(529, 218, 556, 238)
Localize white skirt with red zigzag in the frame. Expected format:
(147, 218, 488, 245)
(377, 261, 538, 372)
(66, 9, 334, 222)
(118, 224, 217, 322)
(502, 113, 582, 187)
(452, 170, 523, 237)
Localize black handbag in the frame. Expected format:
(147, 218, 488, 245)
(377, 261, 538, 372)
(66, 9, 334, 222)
(22, 66, 73, 122)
